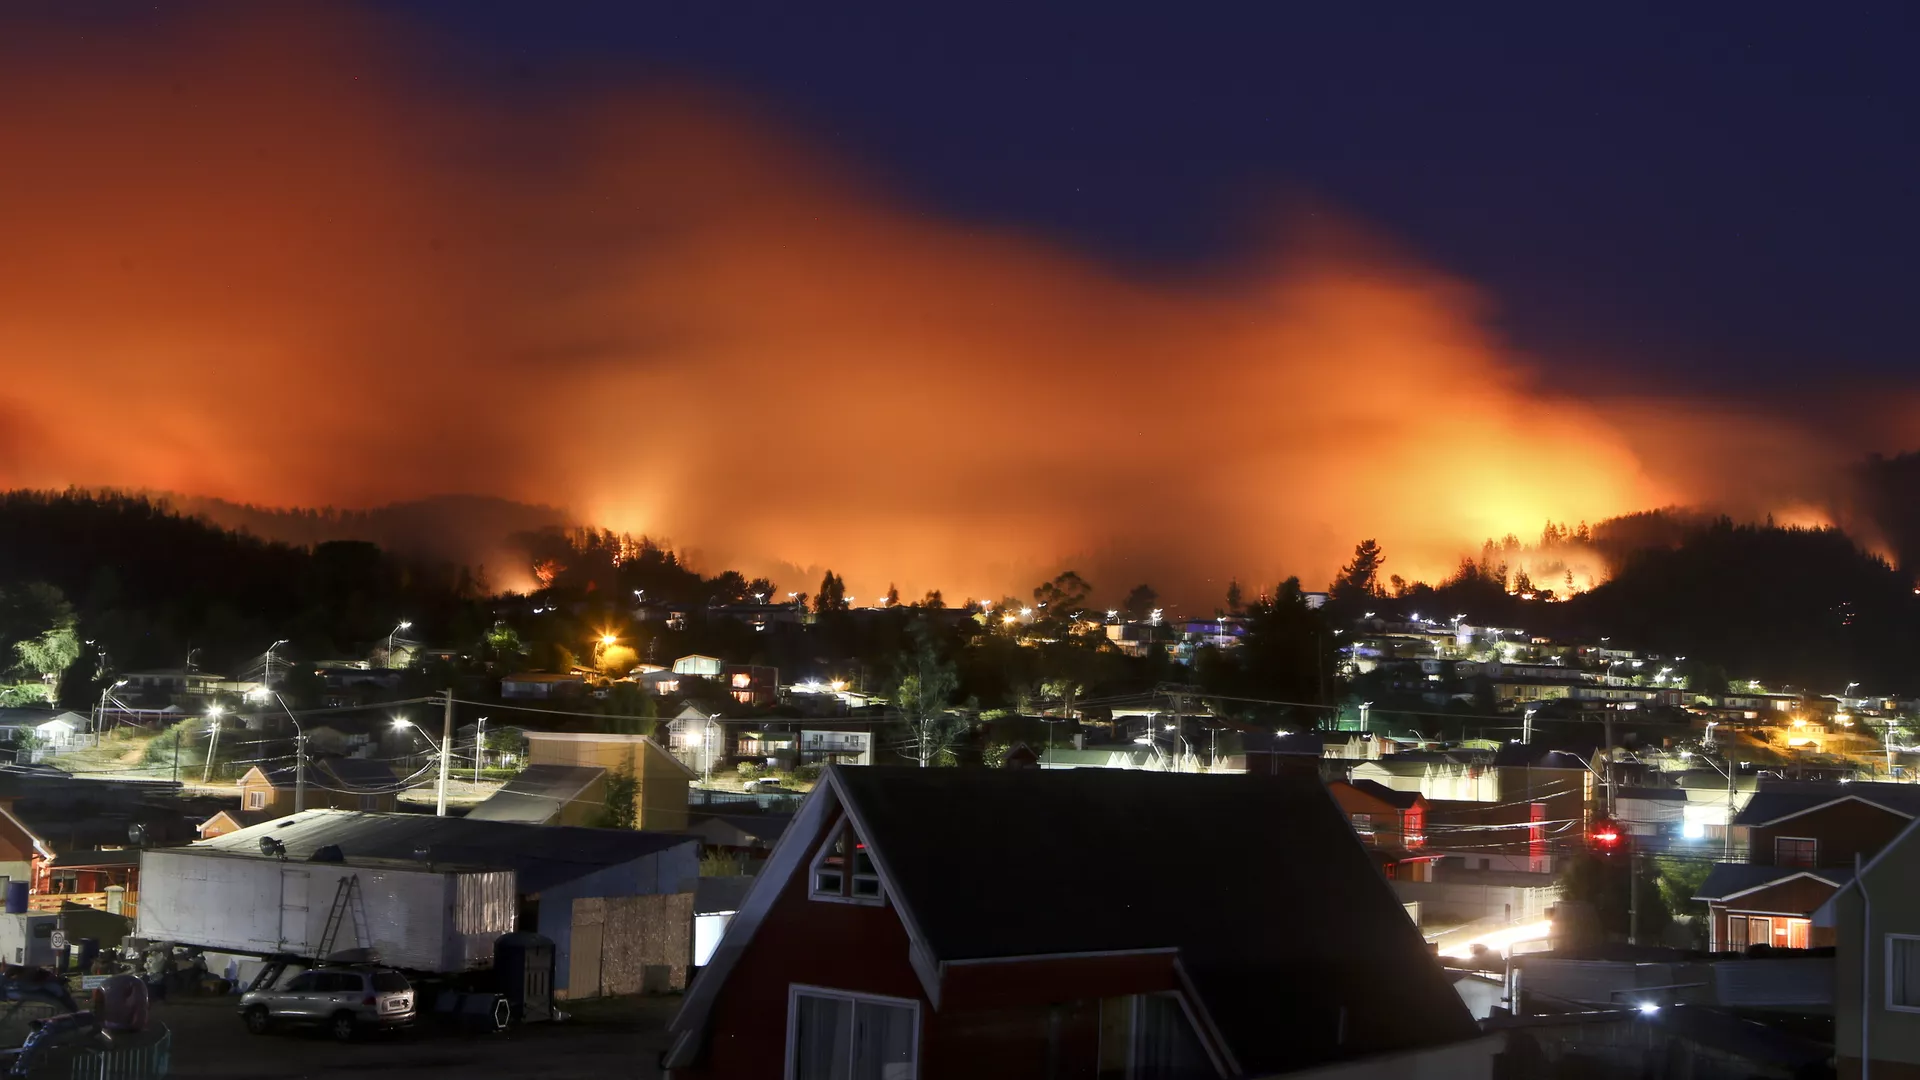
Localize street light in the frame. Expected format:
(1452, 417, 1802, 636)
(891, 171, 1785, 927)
(265, 640, 290, 687)
(394, 716, 453, 817)
(388, 621, 412, 668)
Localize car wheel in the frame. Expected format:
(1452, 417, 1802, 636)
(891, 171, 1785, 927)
(244, 1006, 272, 1035)
(330, 1012, 357, 1043)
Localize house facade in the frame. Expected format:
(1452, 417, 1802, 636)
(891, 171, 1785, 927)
(1328, 779, 1434, 882)
(235, 758, 400, 816)
(500, 673, 586, 700)
(520, 732, 695, 830)
(1698, 781, 1920, 953)
(666, 768, 1484, 1078)
(1834, 815, 1920, 1078)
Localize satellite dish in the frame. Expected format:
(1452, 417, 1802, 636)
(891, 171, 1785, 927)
(258, 837, 286, 858)
(127, 823, 147, 847)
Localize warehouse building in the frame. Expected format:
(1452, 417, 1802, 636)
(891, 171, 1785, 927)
(143, 809, 699, 998)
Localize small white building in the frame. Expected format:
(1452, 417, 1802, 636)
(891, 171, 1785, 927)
(671, 655, 724, 678)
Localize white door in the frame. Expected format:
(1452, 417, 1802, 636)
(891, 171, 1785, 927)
(280, 871, 310, 953)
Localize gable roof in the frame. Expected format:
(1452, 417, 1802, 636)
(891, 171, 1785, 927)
(671, 767, 1477, 1075)
(1348, 777, 1423, 809)
(1732, 780, 1920, 827)
(1695, 863, 1855, 903)
(186, 808, 694, 892)
(464, 764, 605, 824)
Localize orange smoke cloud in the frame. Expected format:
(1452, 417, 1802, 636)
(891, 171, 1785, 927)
(0, 10, 1896, 604)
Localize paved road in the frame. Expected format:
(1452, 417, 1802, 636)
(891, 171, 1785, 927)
(156, 994, 671, 1078)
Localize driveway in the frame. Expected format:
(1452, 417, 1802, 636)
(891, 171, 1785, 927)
(155, 993, 674, 1079)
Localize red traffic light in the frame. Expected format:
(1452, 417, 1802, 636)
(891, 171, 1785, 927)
(1590, 819, 1624, 851)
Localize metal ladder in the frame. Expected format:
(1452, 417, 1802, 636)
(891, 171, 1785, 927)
(314, 875, 365, 961)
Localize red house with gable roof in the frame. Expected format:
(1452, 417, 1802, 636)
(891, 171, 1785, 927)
(664, 767, 1489, 1078)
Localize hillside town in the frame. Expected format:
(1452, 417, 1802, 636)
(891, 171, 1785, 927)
(0, 581, 1908, 1077)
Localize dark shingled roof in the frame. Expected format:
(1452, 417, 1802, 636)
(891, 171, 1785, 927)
(833, 767, 1478, 1075)
(1349, 777, 1422, 809)
(1733, 780, 1920, 827)
(1696, 863, 1853, 901)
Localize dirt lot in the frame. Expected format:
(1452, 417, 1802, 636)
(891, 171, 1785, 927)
(156, 993, 676, 1078)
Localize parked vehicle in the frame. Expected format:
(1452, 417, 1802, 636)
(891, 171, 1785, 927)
(239, 966, 415, 1041)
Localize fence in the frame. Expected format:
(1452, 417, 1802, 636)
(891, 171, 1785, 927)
(688, 788, 804, 813)
(17, 1024, 170, 1079)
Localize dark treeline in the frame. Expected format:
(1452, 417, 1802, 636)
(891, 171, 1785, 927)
(1, 491, 1913, 728)
(0, 491, 494, 695)
(1326, 513, 1920, 693)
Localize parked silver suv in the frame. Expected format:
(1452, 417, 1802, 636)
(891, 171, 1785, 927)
(240, 966, 414, 1041)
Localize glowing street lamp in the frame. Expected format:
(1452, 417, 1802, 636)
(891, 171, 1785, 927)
(388, 620, 412, 667)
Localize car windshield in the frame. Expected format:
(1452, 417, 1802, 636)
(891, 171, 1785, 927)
(371, 973, 410, 992)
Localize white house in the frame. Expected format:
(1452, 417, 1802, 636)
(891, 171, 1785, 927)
(671, 655, 724, 678)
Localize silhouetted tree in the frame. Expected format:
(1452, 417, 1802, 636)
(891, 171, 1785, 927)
(1332, 539, 1385, 600)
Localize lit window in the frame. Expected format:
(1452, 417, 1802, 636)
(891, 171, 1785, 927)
(246, 790, 266, 810)
(810, 821, 882, 904)
(1774, 837, 1818, 868)
(731, 673, 752, 689)
(1890, 936, 1920, 1010)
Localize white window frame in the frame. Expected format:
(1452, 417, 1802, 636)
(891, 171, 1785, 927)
(784, 983, 920, 1080)
(245, 790, 266, 810)
(807, 819, 885, 907)
(1887, 934, 1920, 1013)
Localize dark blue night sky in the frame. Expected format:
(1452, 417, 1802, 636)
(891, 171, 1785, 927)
(369, 2, 1919, 388)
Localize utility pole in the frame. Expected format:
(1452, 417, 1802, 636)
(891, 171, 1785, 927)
(294, 729, 307, 812)
(1628, 848, 1640, 945)
(1603, 710, 1616, 817)
(202, 721, 221, 784)
(474, 716, 487, 784)
(171, 726, 181, 785)
(437, 689, 453, 817)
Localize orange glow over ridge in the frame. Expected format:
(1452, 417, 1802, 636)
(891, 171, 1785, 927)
(0, 10, 1903, 604)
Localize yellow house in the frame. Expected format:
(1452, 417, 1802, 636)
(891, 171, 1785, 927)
(235, 758, 400, 816)
(513, 733, 695, 830)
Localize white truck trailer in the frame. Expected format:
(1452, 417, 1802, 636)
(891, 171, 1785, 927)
(137, 848, 515, 973)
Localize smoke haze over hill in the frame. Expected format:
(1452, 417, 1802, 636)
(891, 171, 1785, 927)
(2, 8, 1914, 604)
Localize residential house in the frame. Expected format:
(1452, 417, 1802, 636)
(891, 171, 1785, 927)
(235, 758, 400, 816)
(721, 664, 778, 708)
(195, 808, 277, 840)
(665, 705, 726, 777)
(1831, 812, 1920, 1077)
(796, 723, 875, 766)
(0, 710, 87, 761)
(181, 809, 699, 999)
(735, 724, 798, 768)
(636, 669, 687, 696)
(1329, 779, 1436, 882)
(665, 767, 1487, 1078)
(500, 673, 586, 700)
(672, 655, 725, 679)
(514, 732, 696, 830)
(1697, 780, 1920, 952)
(116, 669, 225, 707)
(1613, 786, 1689, 846)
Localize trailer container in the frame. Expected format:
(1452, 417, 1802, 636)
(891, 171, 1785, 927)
(136, 848, 514, 973)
